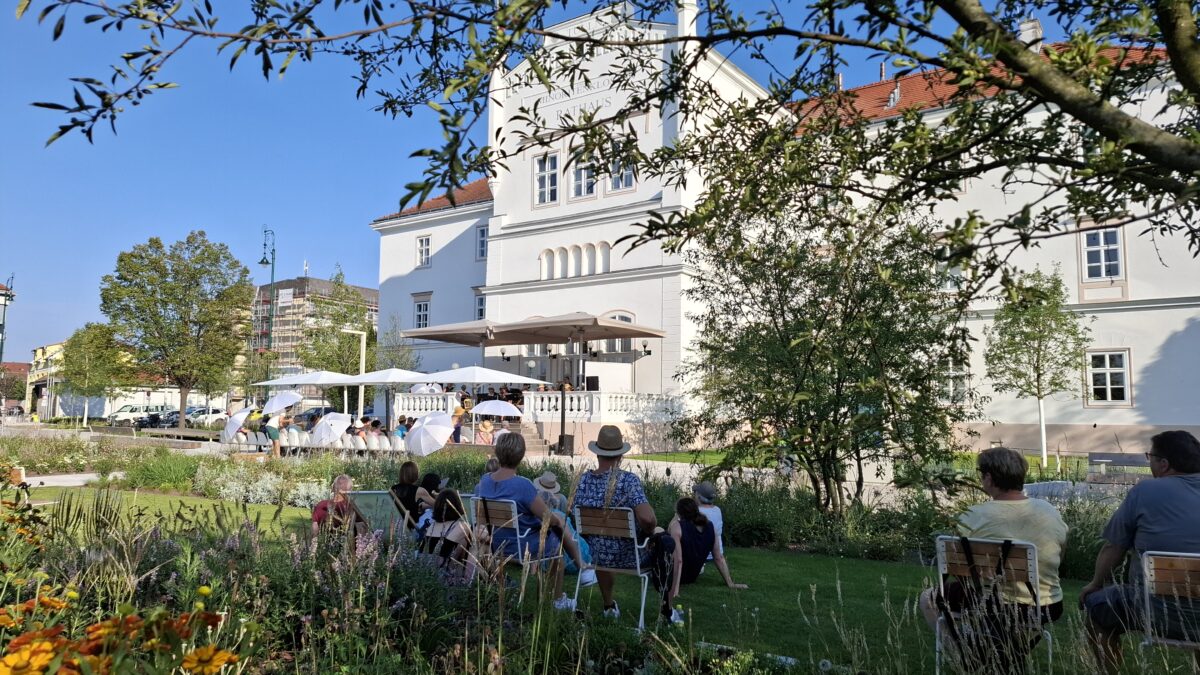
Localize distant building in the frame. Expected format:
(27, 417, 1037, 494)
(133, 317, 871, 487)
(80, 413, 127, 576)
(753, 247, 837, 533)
(1, 362, 29, 411)
(249, 276, 379, 404)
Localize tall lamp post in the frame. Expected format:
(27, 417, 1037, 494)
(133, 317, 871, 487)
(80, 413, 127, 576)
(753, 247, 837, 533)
(341, 328, 367, 419)
(257, 227, 277, 351)
(0, 275, 14, 366)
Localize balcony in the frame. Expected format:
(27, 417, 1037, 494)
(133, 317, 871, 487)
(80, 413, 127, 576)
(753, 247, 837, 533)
(392, 391, 680, 424)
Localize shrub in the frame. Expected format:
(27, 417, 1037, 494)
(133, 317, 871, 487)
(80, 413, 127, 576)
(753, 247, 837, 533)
(1056, 494, 1120, 580)
(119, 449, 202, 491)
(286, 480, 329, 508)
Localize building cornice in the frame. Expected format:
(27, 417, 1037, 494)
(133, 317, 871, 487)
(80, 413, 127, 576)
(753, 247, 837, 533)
(371, 201, 493, 233)
(482, 263, 685, 295)
(968, 294, 1200, 319)
(491, 198, 676, 239)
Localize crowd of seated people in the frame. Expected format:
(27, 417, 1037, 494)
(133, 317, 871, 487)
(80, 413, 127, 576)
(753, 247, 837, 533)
(304, 425, 1200, 663)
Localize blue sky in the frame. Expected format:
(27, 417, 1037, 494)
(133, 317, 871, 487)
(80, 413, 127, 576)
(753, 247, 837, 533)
(0, 3, 909, 361)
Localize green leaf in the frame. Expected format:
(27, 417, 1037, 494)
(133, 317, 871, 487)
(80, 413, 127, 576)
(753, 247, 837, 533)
(52, 13, 64, 40)
(31, 101, 70, 110)
(15, 0, 30, 19)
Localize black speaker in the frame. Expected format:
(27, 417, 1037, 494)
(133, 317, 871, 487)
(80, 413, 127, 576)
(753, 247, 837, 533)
(585, 376, 600, 391)
(551, 434, 575, 456)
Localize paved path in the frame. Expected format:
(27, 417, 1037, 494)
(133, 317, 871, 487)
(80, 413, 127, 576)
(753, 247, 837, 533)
(23, 472, 123, 488)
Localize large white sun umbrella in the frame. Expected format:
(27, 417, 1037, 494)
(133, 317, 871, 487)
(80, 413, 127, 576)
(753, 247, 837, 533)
(343, 368, 426, 430)
(262, 391, 303, 416)
(410, 365, 548, 387)
(251, 372, 310, 386)
(406, 411, 455, 457)
(469, 399, 523, 418)
(221, 408, 254, 444)
(310, 412, 354, 447)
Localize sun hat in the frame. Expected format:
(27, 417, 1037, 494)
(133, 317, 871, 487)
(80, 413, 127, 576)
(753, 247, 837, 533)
(353, 419, 364, 429)
(535, 471, 560, 494)
(693, 481, 718, 504)
(587, 425, 631, 457)
(480, 420, 494, 433)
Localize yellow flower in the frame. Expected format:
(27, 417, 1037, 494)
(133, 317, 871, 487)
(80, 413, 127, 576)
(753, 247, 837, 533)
(180, 645, 238, 675)
(64, 592, 78, 602)
(0, 639, 57, 675)
(197, 586, 212, 598)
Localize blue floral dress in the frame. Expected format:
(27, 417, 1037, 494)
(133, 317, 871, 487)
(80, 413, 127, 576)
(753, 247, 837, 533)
(573, 468, 648, 569)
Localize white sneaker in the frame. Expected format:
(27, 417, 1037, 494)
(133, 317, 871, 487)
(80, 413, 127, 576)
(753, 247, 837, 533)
(553, 593, 577, 612)
(603, 602, 620, 619)
(669, 608, 685, 626)
(578, 568, 598, 587)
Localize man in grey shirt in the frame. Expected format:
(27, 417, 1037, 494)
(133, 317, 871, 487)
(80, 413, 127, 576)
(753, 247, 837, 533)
(1080, 430, 1200, 674)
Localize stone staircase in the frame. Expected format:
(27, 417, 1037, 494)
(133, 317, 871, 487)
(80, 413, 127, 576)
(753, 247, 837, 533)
(518, 423, 551, 455)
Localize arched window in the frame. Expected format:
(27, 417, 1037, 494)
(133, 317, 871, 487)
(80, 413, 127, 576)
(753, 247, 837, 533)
(569, 246, 582, 277)
(582, 244, 596, 276)
(556, 247, 569, 279)
(539, 249, 554, 280)
(598, 242, 612, 274)
(604, 311, 635, 353)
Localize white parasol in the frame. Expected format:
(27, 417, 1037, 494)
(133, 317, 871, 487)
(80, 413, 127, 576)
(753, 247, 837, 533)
(262, 391, 303, 416)
(469, 399, 523, 418)
(310, 412, 354, 447)
(405, 411, 455, 457)
(221, 409, 254, 444)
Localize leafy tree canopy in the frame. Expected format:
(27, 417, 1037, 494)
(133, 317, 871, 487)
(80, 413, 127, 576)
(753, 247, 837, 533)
(298, 267, 378, 411)
(17, 0, 1200, 295)
(59, 322, 133, 400)
(99, 230, 253, 426)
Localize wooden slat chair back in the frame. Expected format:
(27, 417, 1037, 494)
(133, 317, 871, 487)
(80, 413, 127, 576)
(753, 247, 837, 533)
(1141, 551, 1200, 651)
(573, 506, 653, 631)
(933, 536, 1052, 675)
(473, 497, 561, 570)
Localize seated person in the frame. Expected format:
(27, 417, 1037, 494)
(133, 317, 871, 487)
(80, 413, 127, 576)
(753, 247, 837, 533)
(416, 472, 443, 512)
(668, 497, 747, 617)
(369, 419, 383, 436)
(536, 471, 591, 573)
(918, 447, 1067, 658)
(574, 425, 666, 621)
(312, 474, 361, 536)
(1081, 430, 1200, 674)
(474, 434, 595, 609)
(693, 481, 725, 562)
(389, 460, 422, 529)
(394, 422, 408, 440)
(484, 456, 500, 474)
(423, 489, 472, 571)
(476, 420, 494, 446)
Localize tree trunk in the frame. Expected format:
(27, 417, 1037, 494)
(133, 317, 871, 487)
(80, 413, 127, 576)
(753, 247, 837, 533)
(82, 398, 89, 430)
(1037, 396, 1048, 468)
(179, 387, 191, 429)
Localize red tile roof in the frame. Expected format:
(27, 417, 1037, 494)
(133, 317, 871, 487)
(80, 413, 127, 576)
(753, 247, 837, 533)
(797, 45, 1165, 124)
(374, 177, 493, 222)
(1, 362, 29, 377)
(0, 283, 11, 294)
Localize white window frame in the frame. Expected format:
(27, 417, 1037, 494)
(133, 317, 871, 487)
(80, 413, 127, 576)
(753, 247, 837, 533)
(1086, 349, 1131, 407)
(609, 143, 635, 192)
(571, 160, 597, 199)
(535, 153, 559, 205)
(475, 224, 488, 260)
(605, 313, 635, 353)
(416, 235, 432, 268)
(941, 359, 969, 405)
(475, 294, 486, 321)
(1081, 227, 1123, 281)
(413, 299, 430, 329)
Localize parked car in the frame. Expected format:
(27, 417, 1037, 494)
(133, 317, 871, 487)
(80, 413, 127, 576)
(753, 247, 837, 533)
(292, 406, 337, 428)
(187, 407, 227, 427)
(157, 410, 182, 428)
(108, 404, 174, 427)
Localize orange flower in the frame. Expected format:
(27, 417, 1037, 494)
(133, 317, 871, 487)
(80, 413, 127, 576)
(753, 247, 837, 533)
(180, 645, 238, 674)
(0, 639, 57, 675)
(6, 627, 65, 652)
(34, 598, 65, 613)
(60, 654, 112, 675)
(84, 616, 142, 642)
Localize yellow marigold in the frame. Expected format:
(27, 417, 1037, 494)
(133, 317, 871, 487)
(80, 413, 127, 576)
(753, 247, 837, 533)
(0, 639, 57, 675)
(180, 645, 238, 675)
(196, 586, 212, 598)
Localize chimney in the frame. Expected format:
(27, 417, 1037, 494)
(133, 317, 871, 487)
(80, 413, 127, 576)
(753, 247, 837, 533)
(1018, 18, 1043, 53)
(885, 79, 901, 108)
(678, 0, 698, 39)
(879, 62, 886, 82)
(837, 72, 843, 91)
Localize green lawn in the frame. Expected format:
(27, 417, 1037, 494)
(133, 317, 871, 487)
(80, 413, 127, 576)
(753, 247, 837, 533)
(20, 487, 1192, 673)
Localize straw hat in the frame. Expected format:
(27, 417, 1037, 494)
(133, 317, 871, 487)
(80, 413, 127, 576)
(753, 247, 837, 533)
(587, 425, 631, 457)
(479, 420, 494, 433)
(535, 471, 560, 494)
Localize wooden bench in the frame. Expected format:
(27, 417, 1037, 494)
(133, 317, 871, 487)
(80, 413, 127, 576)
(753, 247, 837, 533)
(1087, 452, 1152, 485)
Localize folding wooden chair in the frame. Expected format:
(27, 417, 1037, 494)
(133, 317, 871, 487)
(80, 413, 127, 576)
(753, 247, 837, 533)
(1140, 551, 1200, 652)
(573, 506, 652, 631)
(933, 535, 1052, 674)
(473, 497, 562, 576)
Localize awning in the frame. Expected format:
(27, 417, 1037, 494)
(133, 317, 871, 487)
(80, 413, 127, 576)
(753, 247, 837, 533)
(492, 312, 665, 344)
(342, 368, 426, 385)
(401, 319, 501, 346)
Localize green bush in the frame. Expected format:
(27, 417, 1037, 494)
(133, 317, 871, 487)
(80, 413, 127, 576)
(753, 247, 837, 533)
(1057, 494, 1120, 580)
(120, 448, 202, 491)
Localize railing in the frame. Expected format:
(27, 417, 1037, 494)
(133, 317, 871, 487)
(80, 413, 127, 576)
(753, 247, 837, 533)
(522, 391, 681, 424)
(393, 392, 460, 417)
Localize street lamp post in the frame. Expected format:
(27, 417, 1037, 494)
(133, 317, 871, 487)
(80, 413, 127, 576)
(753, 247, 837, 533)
(0, 275, 14, 366)
(258, 227, 277, 352)
(341, 329, 367, 419)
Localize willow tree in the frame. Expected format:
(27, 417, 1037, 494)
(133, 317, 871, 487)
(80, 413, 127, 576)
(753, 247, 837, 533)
(99, 231, 253, 428)
(17, 0, 1200, 294)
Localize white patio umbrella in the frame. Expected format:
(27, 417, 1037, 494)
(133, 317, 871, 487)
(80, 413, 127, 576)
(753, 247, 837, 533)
(344, 368, 426, 429)
(221, 408, 253, 443)
(411, 383, 443, 394)
(251, 372, 309, 386)
(262, 391, 303, 416)
(310, 412, 354, 447)
(276, 370, 357, 415)
(469, 399, 523, 418)
(412, 365, 548, 386)
(406, 411, 455, 457)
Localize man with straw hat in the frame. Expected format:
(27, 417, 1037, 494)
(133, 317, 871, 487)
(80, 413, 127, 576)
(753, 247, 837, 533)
(574, 425, 671, 621)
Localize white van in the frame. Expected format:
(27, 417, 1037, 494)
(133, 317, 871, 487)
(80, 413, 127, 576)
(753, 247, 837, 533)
(108, 404, 174, 426)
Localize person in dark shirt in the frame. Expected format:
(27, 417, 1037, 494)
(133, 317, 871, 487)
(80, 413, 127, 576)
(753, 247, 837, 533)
(389, 460, 422, 529)
(667, 497, 747, 623)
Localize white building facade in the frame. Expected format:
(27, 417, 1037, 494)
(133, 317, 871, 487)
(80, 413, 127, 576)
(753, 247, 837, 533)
(373, 9, 1200, 454)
